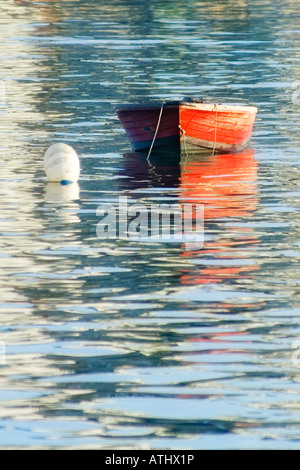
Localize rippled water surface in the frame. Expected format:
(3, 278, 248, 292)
(1, 0, 300, 449)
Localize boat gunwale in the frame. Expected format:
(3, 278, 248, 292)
(116, 102, 258, 114)
(115, 102, 180, 111)
(181, 103, 257, 113)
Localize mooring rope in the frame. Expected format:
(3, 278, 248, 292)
(179, 124, 188, 158)
(147, 101, 218, 160)
(146, 101, 165, 162)
(211, 104, 218, 156)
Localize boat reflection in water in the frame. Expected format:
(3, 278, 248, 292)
(179, 148, 259, 285)
(180, 149, 258, 219)
(118, 149, 181, 192)
(119, 147, 259, 287)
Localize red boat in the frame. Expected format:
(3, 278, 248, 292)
(116, 99, 257, 154)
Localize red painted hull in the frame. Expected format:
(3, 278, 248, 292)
(116, 101, 257, 153)
(179, 103, 257, 153)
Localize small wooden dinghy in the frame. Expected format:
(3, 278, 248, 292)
(116, 98, 257, 154)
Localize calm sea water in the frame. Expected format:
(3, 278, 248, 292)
(1, 0, 300, 450)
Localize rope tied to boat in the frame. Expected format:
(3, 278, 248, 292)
(179, 124, 188, 157)
(146, 101, 219, 160)
(212, 104, 218, 156)
(146, 101, 165, 162)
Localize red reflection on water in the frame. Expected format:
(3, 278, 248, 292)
(180, 149, 258, 219)
(179, 149, 259, 285)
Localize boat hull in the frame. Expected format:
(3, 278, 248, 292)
(179, 104, 256, 153)
(116, 104, 179, 152)
(116, 101, 257, 154)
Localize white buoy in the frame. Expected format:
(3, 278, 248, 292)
(44, 143, 80, 184)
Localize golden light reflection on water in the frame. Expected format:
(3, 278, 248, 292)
(1, 0, 300, 450)
(0, 4, 48, 145)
